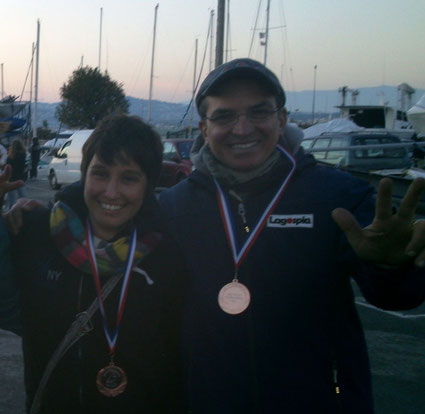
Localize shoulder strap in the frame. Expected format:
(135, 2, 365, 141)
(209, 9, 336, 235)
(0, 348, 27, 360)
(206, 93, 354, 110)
(30, 272, 123, 414)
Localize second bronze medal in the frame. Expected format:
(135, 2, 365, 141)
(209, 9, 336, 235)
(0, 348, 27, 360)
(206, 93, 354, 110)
(96, 363, 128, 397)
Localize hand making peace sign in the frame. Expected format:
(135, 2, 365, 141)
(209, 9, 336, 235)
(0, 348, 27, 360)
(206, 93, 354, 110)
(332, 177, 425, 268)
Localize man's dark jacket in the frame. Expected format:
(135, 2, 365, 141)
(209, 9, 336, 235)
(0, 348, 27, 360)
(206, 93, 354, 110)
(159, 149, 425, 414)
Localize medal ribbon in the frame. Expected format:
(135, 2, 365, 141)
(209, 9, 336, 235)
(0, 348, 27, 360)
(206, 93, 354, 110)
(85, 220, 137, 355)
(215, 145, 296, 269)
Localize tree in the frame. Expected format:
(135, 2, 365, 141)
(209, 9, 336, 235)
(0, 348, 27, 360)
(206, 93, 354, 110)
(56, 67, 129, 129)
(37, 120, 54, 141)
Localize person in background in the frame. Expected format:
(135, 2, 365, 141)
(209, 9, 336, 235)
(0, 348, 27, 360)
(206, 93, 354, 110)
(0, 143, 7, 170)
(6, 139, 27, 209)
(411, 133, 425, 169)
(2, 114, 188, 414)
(159, 58, 425, 414)
(0, 121, 9, 170)
(30, 137, 41, 179)
(0, 165, 23, 335)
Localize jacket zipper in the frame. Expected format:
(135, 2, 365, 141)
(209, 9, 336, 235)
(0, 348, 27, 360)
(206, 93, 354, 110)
(228, 190, 250, 233)
(332, 359, 344, 413)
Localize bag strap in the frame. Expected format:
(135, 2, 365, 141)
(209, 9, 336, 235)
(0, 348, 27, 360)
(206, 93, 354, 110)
(30, 272, 123, 414)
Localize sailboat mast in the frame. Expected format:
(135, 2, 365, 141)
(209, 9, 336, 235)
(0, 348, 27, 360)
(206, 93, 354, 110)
(312, 64, 317, 123)
(33, 19, 40, 139)
(264, 0, 270, 65)
(225, 0, 230, 62)
(189, 39, 198, 135)
(28, 43, 35, 140)
(30, 44, 34, 104)
(98, 8, 103, 69)
(147, 3, 159, 123)
(1, 63, 4, 100)
(209, 9, 214, 72)
(215, 0, 225, 67)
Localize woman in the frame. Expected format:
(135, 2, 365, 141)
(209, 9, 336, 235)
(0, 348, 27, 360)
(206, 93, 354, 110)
(6, 139, 27, 208)
(8, 115, 188, 413)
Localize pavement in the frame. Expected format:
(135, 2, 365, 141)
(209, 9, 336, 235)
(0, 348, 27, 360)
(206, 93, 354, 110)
(1, 178, 425, 414)
(354, 288, 425, 414)
(0, 330, 25, 414)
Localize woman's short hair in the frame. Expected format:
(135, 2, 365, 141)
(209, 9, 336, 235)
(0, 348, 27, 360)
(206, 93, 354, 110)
(81, 114, 163, 189)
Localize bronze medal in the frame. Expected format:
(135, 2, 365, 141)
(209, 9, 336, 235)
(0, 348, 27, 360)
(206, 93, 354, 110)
(214, 153, 295, 316)
(218, 280, 251, 314)
(96, 363, 127, 397)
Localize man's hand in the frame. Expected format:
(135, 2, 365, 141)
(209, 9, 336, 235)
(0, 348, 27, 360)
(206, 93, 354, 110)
(3, 197, 45, 235)
(332, 177, 425, 267)
(0, 165, 23, 200)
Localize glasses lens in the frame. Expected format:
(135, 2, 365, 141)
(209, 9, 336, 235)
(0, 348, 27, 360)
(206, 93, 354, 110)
(248, 109, 276, 122)
(209, 108, 278, 126)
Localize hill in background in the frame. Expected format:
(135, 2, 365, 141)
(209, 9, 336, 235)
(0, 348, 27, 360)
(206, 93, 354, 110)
(36, 97, 194, 133)
(35, 85, 425, 132)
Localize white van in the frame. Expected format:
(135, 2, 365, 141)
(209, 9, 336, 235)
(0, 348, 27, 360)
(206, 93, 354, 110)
(49, 130, 94, 189)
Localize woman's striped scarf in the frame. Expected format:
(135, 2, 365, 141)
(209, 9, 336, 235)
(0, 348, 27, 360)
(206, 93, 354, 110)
(50, 201, 161, 276)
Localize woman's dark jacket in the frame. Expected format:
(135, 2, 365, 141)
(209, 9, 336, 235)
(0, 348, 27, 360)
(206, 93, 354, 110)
(7, 152, 27, 181)
(11, 183, 188, 414)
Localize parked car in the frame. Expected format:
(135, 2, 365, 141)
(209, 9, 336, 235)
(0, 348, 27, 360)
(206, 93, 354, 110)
(157, 138, 194, 188)
(48, 134, 195, 191)
(41, 138, 70, 154)
(49, 130, 93, 189)
(41, 131, 77, 158)
(300, 131, 411, 171)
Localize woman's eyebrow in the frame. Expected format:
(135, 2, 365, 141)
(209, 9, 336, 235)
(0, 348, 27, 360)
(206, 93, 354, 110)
(121, 168, 144, 176)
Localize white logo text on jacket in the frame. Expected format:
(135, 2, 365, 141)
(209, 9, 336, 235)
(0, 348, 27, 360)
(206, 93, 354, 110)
(267, 214, 314, 228)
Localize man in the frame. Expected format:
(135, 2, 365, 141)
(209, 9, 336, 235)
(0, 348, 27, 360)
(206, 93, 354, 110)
(30, 138, 41, 179)
(159, 58, 425, 413)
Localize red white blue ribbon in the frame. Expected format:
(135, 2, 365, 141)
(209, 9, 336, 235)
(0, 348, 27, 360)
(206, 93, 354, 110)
(215, 144, 296, 268)
(85, 220, 137, 355)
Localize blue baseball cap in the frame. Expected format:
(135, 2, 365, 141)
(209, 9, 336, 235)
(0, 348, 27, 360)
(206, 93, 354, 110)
(196, 58, 286, 111)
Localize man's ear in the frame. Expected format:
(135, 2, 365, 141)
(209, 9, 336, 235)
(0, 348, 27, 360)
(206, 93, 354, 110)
(279, 107, 288, 130)
(199, 120, 208, 145)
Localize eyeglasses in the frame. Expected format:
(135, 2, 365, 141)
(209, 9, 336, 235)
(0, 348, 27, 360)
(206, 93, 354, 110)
(205, 107, 281, 127)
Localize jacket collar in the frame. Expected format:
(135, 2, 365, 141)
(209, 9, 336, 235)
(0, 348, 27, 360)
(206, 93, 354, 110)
(188, 146, 316, 194)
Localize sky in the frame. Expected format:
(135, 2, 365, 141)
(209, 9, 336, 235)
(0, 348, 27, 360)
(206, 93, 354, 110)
(1, 0, 424, 104)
